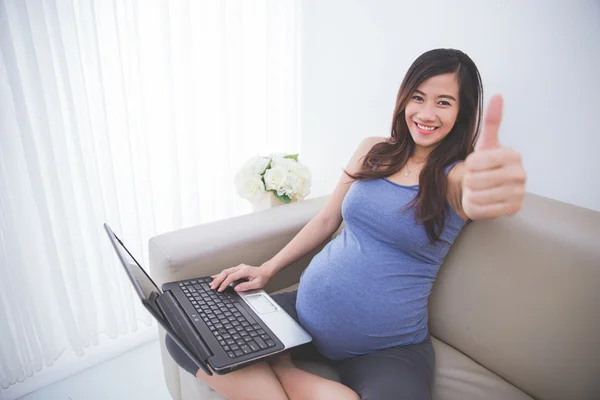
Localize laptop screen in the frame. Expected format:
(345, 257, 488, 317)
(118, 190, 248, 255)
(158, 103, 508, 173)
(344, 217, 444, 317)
(103, 224, 161, 303)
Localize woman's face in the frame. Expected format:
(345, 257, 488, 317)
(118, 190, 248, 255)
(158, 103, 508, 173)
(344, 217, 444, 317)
(404, 73, 460, 151)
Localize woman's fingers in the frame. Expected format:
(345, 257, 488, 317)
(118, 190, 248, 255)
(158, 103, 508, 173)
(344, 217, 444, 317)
(216, 269, 246, 292)
(210, 266, 240, 289)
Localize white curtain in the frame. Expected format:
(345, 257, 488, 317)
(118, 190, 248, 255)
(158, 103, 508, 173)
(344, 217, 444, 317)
(0, 0, 301, 395)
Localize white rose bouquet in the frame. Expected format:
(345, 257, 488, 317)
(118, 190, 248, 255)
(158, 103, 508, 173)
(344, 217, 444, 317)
(234, 153, 311, 205)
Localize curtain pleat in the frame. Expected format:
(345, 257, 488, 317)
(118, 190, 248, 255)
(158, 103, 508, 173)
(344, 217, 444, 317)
(0, 0, 300, 394)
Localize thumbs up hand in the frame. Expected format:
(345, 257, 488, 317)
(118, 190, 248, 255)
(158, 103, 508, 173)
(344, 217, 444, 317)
(462, 95, 527, 220)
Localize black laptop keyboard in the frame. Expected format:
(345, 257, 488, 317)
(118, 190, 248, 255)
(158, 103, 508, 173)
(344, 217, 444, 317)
(179, 278, 277, 359)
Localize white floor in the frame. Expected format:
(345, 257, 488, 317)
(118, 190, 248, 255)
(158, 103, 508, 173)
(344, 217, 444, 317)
(15, 339, 172, 400)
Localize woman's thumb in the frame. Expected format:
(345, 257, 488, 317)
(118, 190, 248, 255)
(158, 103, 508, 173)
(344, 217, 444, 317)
(234, 282, 254, 292)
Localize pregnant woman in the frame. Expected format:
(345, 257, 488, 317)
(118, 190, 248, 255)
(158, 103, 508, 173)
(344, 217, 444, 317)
(165, 48, 527, 400)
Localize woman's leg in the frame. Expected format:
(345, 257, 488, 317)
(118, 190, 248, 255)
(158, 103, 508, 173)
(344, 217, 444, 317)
(165, 333, 358, 400)
(269, 352, 360, 400)
(268, 291, 359, 400)
(165, 333, 289, 400)
(336, 336, 436, 400)
(164, 290, 359, 400)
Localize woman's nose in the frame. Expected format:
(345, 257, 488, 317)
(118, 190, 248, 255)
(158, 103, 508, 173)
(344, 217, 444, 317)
(417, 105, 436, 122)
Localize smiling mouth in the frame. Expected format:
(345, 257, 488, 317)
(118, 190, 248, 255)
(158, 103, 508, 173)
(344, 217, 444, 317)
(415, 122, 439, 131)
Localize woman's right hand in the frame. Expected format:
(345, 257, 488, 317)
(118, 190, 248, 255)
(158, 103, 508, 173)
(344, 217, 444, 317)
(209, 263, 273, 293)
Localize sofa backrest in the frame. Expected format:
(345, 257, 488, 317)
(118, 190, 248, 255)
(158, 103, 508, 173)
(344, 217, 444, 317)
(428, 193, 600, 400)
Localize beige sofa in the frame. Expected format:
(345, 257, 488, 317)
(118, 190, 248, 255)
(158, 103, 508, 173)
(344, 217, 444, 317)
(149, 192, 600, 400)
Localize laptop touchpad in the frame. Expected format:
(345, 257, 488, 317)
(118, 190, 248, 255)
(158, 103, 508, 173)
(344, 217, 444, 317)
(246, 294, 277, 314)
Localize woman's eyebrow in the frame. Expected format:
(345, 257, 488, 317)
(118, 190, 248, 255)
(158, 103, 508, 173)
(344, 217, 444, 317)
(438, 94, 457, 101)
(414, 89, 457, 102)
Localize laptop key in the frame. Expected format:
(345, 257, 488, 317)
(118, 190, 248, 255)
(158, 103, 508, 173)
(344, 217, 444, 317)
(244, 336, 253, 342)
(236, 339, 245, 346)
(250, 332, 258, 337)
(241, 345, 251, 354)
(256, 329, 266, 335)
(232, 334, 242, 340)
(255, 337, 267, 349)
(248, 342, 259, 352)
(265, 340, 276, 347)
(230, 344, 239, 350)
(234, 350, 244, 357)
(226, 339, 235, 345)
(227, 351, 236, 358)
(260, 334, 270, 340)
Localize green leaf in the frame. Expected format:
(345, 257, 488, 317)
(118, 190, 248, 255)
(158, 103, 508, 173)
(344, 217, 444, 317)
(273, 192, 291, 204)
(262, 158, 272, 175)
(283, 154, 299, 162)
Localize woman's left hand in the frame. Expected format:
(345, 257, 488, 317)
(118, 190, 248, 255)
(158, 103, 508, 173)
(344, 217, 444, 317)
(462, 95, 527, 220)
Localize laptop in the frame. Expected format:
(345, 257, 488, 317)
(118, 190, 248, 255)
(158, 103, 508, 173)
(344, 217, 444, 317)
(103, 223, 312, 376)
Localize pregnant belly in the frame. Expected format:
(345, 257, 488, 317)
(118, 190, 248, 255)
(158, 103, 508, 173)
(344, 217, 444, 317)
(295, 257, 431, 360)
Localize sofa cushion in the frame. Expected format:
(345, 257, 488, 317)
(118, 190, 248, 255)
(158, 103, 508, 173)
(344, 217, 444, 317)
(432, 337, 533, 400)
(428, 193, 600, 400)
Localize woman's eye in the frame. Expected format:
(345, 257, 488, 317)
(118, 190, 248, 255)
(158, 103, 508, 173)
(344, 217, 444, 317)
(438, 100, 451, 106)
(412, 95, 423, 101)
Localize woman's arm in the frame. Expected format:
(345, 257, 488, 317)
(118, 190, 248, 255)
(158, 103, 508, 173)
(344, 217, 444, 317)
(262, 136, 385, 277)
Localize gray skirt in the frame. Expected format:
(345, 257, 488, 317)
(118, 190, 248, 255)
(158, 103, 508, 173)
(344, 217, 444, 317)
(165, 290, 435, 400)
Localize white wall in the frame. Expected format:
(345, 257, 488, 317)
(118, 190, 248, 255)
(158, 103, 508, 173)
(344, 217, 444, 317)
(300, 0, 600, 212)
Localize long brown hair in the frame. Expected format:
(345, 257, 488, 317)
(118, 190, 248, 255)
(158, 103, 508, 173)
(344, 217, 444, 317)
(345, 49, 483, 244)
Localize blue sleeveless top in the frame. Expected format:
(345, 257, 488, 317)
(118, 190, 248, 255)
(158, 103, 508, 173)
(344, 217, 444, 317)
(295, 161, 466, 360)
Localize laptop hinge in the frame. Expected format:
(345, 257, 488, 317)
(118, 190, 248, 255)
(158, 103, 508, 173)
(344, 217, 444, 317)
(155, 291, 213, 361)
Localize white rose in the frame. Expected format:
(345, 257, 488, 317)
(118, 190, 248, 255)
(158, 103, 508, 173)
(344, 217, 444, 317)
(291, 165, 311, 200)
(241, 156, 270, 175)
(234, 171, 265, 200)
(271, 157, 296, 171)
(264, 165, 290, 196)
